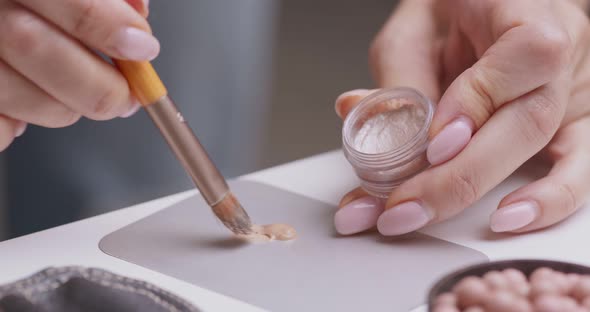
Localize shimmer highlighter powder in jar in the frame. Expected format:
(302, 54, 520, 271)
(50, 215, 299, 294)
(342, 87, 434, 198)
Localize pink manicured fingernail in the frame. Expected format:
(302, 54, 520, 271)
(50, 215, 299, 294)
(490, 201, 539, 232)
(335, 89, 370, 118)
(427, 117, 473, 165)
(15, 122, 27, 138)
(377, 201, 432, 236)
(111, 27, 160, 61)
(334, 196, 384, 235)
(120, 101, 141, 118)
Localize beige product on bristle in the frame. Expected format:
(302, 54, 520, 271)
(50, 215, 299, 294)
(114, 60, 296, 240)
(212, 192, 253, 235)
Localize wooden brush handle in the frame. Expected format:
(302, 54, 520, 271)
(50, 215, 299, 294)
(114, 60, 168, 106)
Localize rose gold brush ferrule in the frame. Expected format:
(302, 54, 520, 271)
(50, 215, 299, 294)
(114, 60, 254, 235)
(145, 95, 228, 206)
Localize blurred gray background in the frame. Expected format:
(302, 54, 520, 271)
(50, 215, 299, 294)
(0, 0, 395, 240)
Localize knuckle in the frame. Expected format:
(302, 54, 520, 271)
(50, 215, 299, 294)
(519, 93, 562, 145)
(526, 25, 570, 74)
(368, 27, 400, 70)
(89, 89, 120, 119)
(463, 68, 496, 121)
(54, 111, 81, 128)
(448, 168, 480, 207)
(71, 0, 99, 36)
(1, 9, 43, 56)
(369, 34, 385, 60)
(559, 183, 577, 215)
(550, 181, 577, 216)
(368, 35, 386, 71)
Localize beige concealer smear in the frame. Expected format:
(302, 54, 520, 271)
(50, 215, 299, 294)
(241, 224, 297, 242)
(253, 224, 297, 241)
(212, 192, 297, 241)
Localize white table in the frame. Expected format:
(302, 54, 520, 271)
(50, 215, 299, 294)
(0, 150, 588, 311)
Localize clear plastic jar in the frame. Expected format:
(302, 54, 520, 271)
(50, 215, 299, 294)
(342, 87, 434, 198)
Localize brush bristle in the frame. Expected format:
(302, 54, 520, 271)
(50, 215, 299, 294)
(211, 192, 253, 235)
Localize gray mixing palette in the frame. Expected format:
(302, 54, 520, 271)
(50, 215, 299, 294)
(100, 181, 487, 311)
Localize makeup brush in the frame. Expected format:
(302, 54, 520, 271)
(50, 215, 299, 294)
(114, 60, 254, 236)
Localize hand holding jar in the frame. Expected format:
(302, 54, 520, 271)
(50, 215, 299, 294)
(334, 0, 590, 236)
